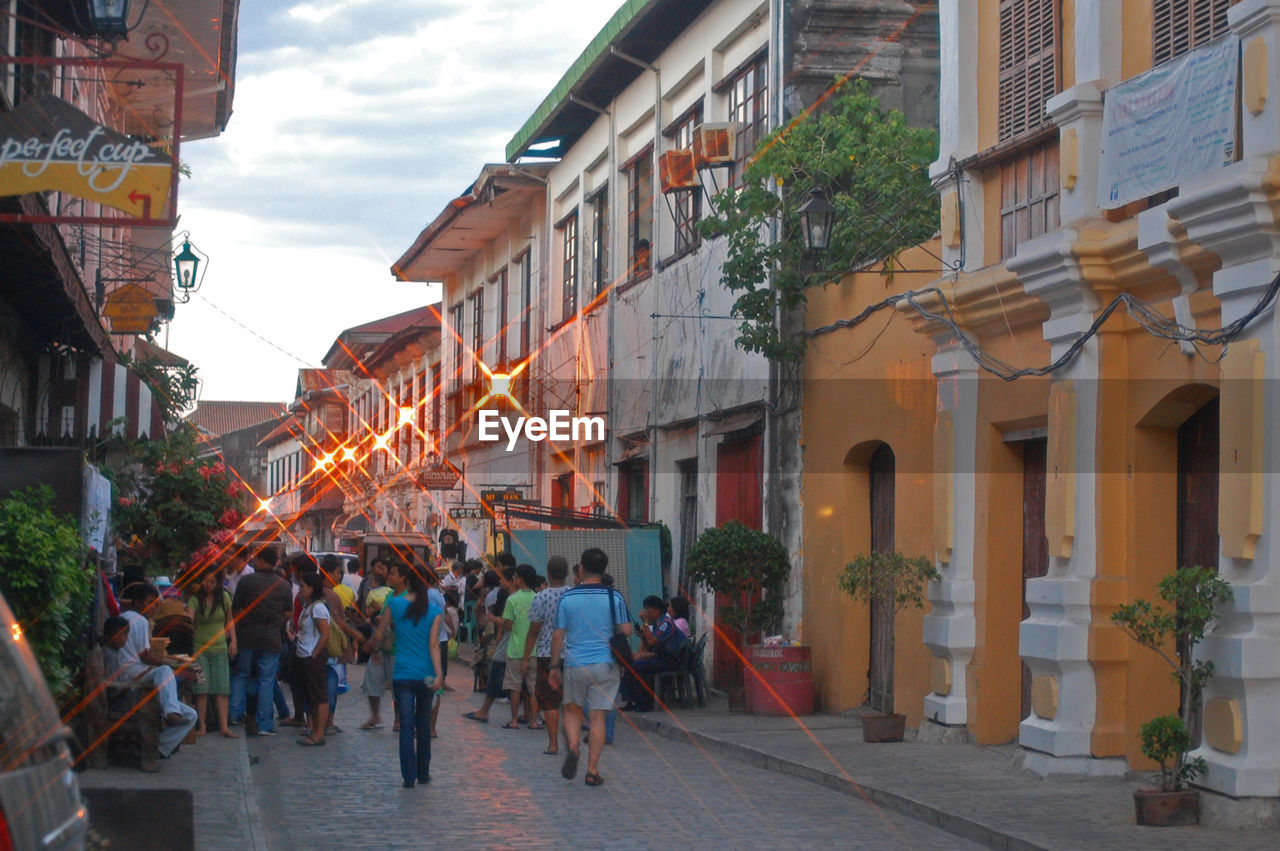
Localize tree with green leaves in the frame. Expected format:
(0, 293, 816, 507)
(837, 551, 939, 715)
(104, 425, 247, 578)
(0, 487, 91, 700)
(698, 77, 939, 361)
(685, 520, 791, 640)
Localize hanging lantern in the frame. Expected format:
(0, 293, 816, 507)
(86, 0, 131, 38)
(173, 239, 200, 291)
(797, 186, 837, 252)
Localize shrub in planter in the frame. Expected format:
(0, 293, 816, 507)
(1112, 565, 1232, 826)
(838, 551, 939, 741)
(685, 521, 791, 703)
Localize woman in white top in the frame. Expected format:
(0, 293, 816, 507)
(294, 572, 331, 746)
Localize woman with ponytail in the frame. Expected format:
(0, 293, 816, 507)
(368, 561, 444, 787)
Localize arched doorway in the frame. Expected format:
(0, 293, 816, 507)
(868, 443, 895, 713)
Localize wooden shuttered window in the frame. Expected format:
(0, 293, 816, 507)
(1153, 0, 1234, 66)
(1000, 142, 1060, 260)
(998, 0, 1059, 143)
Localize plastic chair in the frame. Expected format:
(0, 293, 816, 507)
(462, 600, 477, 645)
(654, 639, 693, 705)
(688, 632, 709, 707)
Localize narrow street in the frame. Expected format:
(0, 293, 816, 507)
(245, 667, 979, 849)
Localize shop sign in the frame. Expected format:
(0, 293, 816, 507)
(480, 488, 523, 506)
(102, 283, 159, 335)
(448, 507, 485, 520)
(0, 94, 173, 218)
(416, 456, 461, 490)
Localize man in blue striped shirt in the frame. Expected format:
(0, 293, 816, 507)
(548, 547, 632, 787)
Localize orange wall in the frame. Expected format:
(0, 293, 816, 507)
(801, 243, 940, 720)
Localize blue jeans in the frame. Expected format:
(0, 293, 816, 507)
(230, 649, 281, 733)
(326, 665, 339, 715)
(392, 680, 434, 784)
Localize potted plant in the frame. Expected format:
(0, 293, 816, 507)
(837, 551, 939, 742)
(685, 520, 791, 710)
(1111, 565, 1233, 826)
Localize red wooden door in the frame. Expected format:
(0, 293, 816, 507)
(1020, 439, 1049, 718)
(868, 444, 896, 712)
(713, 432, 763, 689)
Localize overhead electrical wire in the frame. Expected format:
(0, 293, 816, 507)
(801, 270, 1280, 381)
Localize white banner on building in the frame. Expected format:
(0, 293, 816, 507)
(1098, 35, 1238, 210)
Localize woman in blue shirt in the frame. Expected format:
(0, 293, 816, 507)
(368, 561, 443, 788)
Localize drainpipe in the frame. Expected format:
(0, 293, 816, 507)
(611, 45, 662, 529)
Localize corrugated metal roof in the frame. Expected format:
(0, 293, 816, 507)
(505, 0, 715, 161)
(187, 401, 287, 437)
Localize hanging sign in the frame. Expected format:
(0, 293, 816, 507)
(1098, 35, 1238, 209)
(415, 455, 461, 490)
(0, 94, 173, 218)
(102, 283, 159, 335)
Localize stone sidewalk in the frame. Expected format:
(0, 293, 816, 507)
(624, 698, 1278, 850)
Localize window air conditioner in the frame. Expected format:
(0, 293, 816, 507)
(659, 149, 699, 194)
(692, 123, 738, 168)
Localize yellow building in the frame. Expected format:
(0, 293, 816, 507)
(803, 0, 1279, 824)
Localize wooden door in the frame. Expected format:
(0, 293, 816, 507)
(713, 432, 763, 690)
(1176, 397, 1219, 731)
(1177, 397, 1219, 572)
(1020, 439, 1049, 718)
(868, 444, 896, 712)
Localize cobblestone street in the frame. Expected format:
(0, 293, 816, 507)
(240, 666, 981, 849)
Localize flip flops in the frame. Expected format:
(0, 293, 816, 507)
(527, 721, 546, 730)
(561, 750, 579, 779)
(463, 712, 488, 723)
(585, 772, 604, 787)
(359, 722, 383, 731)
(543, 748, 558, 755)
(501, 721, 521, 729)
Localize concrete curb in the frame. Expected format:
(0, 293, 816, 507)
(628, 714, 1046, 851)
(233, 734, 269, 851)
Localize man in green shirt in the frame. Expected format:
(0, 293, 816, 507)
(500, 564, 539, 729)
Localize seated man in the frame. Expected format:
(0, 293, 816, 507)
(102, 583, 198, 758)
(619, 595, 685, 712)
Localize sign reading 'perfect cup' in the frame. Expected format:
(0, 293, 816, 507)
(0, 94, 173, 218)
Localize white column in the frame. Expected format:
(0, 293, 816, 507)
(1007, 231, 1111, 769)
(922, 340, 979, 729)
(930, 0, 982, 271)
(1045, 0, 1121, 225)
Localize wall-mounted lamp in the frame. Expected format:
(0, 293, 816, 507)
(798, 186, 836, 252)
(85, 0, 152, 40)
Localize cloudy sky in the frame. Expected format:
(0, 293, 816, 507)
(167, 0, 617, 402)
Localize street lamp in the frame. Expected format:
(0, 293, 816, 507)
(797, 186, 837, 252)
(172, 239, 201, 294)
(86, 0, 133, 38)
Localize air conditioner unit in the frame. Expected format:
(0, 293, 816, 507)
(692, 122, 738, 168)
(658, 149, 699, 194)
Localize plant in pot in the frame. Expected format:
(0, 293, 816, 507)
(837, 551, 939, 742)
(1111, 565, 1233, 827)
(685, 520, 791, 710)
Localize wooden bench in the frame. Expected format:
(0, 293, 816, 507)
(82, 647, 161, 772)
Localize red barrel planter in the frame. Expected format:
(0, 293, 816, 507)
(744, 645, 815, 716)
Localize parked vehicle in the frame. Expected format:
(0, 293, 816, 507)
(310, 551, 360, 576)
(0, 591, 88, 850)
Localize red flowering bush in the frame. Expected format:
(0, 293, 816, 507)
(105, 425, 248, 578)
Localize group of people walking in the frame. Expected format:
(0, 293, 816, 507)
(104, 539, 690, 790)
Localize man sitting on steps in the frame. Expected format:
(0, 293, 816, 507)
(102, 582, 198, 758)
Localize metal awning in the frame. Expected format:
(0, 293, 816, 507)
(704, 409, 763, 437)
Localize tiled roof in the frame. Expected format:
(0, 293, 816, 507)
(297, 368, 337, 394)
(323, 304, 441, 369)
(259, 414, 303, 446)
(187, 401, 287, 437)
